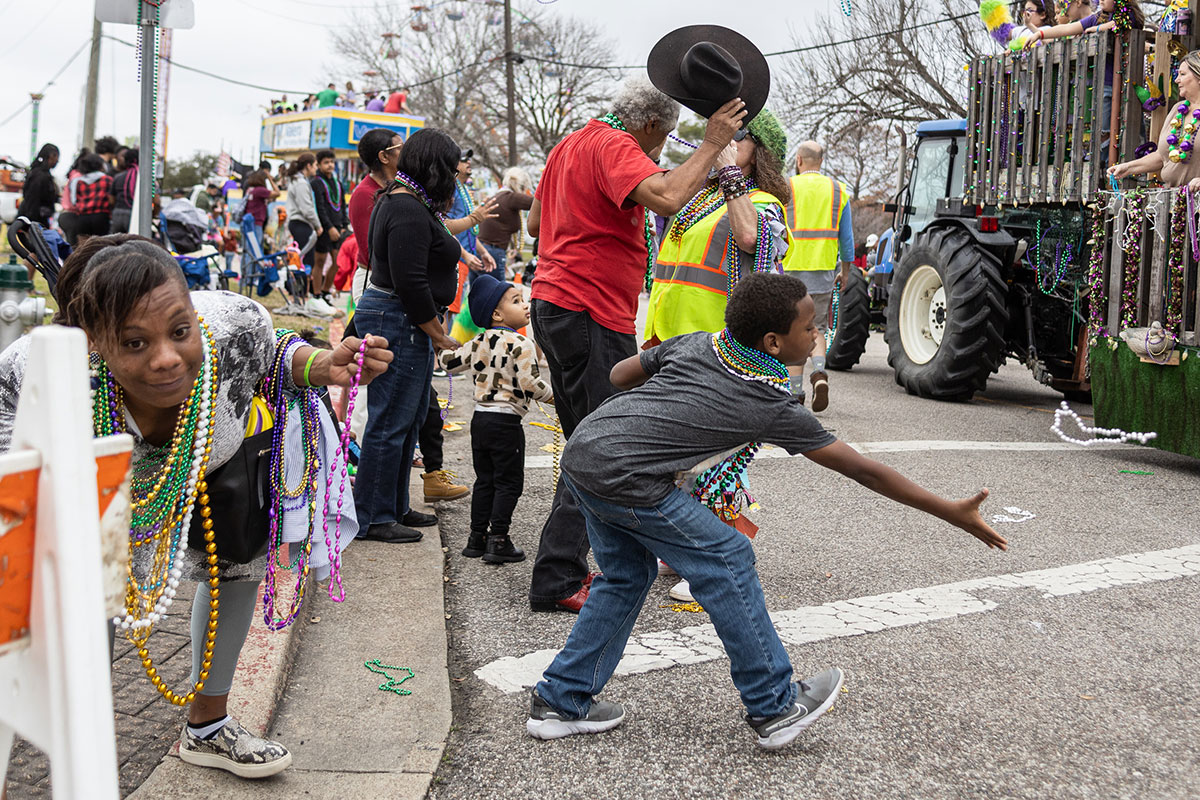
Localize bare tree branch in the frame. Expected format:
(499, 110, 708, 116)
(331, 3, 619, 179)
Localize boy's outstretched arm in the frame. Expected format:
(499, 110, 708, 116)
(804, 441, 1008, 550)
(610, 354, 651, 391)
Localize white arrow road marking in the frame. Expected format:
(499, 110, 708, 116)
(522, 440, 1128, 470)
(474, 544, 1200, 694)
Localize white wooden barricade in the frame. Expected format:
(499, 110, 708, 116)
(0, 326, 131, 799)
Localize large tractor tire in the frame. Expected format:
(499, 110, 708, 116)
(884, 226, 1009, 400)
(825, 270, 871, 371)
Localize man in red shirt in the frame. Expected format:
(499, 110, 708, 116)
(526, 75, 745, 613)
(384, 89, 410, 114)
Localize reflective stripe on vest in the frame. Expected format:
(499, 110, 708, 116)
(782, 173, 848, 272)
(645, 189, 785, 342)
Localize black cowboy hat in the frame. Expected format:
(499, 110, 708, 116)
(647, 25, 769, 122)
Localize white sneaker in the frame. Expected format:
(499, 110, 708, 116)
(668, 579, 694, 603)
(304, 296, 337, 318)
(657, 559, 677, 577)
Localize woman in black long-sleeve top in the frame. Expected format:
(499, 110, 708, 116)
(17, 143, 60, 226)
(352, 128, 465, 542)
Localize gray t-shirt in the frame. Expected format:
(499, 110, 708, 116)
(561, 331, 837, 507)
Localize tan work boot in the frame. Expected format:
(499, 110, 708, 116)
(810, 371, 829, 413)
(422, 469, 470, 503)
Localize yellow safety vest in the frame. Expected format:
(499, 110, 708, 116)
(782, 172, 848, 272)
(645, 189, 789, 343)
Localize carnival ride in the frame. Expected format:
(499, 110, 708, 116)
(830, 19, 1200, 459)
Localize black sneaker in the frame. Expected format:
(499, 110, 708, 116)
(747, 667, 844, 750)
(402, 510, 437, 528)
(357, 522, 423, 543)
(526, 690, 625, 740)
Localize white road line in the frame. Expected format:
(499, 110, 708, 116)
(473, 544, 1200, 694)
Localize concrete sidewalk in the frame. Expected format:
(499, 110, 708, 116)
(129, 507, 451, 799)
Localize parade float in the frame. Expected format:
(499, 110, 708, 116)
(835, 2, 1199, 459)
(259, 105, 425, 183)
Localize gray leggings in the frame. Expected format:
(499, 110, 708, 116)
(189, 579, 260, 696)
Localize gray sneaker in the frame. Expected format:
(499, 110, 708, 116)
(178, 718, 293, 778)
(747, 667, 845, 750)
(526, 690, 626, 740)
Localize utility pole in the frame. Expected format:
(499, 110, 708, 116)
(82, 16, 103, 150)
(503, 0, 517, 167)
(29, 95, 43, 164)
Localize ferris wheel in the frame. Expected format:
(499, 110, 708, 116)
(396, 0, 563, 75)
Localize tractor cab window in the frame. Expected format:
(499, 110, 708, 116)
(907, 136, 964, 236)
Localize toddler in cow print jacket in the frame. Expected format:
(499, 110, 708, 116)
(441, 273, 553, 565)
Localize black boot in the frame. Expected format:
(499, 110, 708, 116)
(482, 534, 525, 564)
(462, 531, 487, 558)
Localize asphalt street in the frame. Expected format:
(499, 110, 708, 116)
(428, 329, 1200, 800)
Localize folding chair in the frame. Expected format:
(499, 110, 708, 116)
(238, 212, 291, 305)
(159, 212, 226, 291)
(7, 217, 69, 298)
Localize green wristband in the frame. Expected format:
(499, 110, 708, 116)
(303, 350, 321, 387)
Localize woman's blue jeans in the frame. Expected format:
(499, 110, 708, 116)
(536, 475, 797, 720)
(350, 288, 433, 528)
(470, 243, 507, 285)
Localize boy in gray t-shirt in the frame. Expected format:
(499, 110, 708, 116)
(527, 272, 1008, 750)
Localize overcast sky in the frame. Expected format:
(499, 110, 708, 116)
(0, 0, 846, 172)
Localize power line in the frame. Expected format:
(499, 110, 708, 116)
(0, 37, 92, 130)
(103, 34, 315, 94)
(517, 11, 979, 71)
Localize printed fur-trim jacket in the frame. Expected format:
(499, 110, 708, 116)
(440, 328, 554, 417)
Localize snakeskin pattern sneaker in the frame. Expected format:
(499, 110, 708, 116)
(178, 718, 292, 778)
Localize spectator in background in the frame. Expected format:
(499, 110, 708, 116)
(195, 178, 222, 217)
(242, 170, 279, 248)
(285, 153, 337, 317)
(317, 82, 340, 108)
(109, 148, 139, 233)
(259, 160, 278, 192)
(448, 149, 498, 286)
(94, 135, 121, 174)
(384, 88, 411, 114)
(366, 91, 386, 112)
(478, 167, 534, 280)
(67, 153, 114, 243)
(311, 149, 348, 306)
(16, 143, 59, 228)
(349, 129, 404, 300)
(58, 149, 89, 245)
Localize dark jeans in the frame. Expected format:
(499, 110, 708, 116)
(528, 299, 637, 605)
(419, 382, 444, 473)
(352, 288, 433, 528)
(478, 243, 508, 281)
(469, 410, 526, 539)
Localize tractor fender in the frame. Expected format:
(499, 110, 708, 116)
(923, 217, 1018, 269)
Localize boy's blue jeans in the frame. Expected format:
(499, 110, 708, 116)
(536, 475, 798, 720)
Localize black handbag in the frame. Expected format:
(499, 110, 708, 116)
(187, 429, 274, 564)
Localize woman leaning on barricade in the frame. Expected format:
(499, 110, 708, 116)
(0, 234, 392, 779)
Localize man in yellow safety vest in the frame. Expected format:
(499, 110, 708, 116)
(782, 141, 854, 412)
